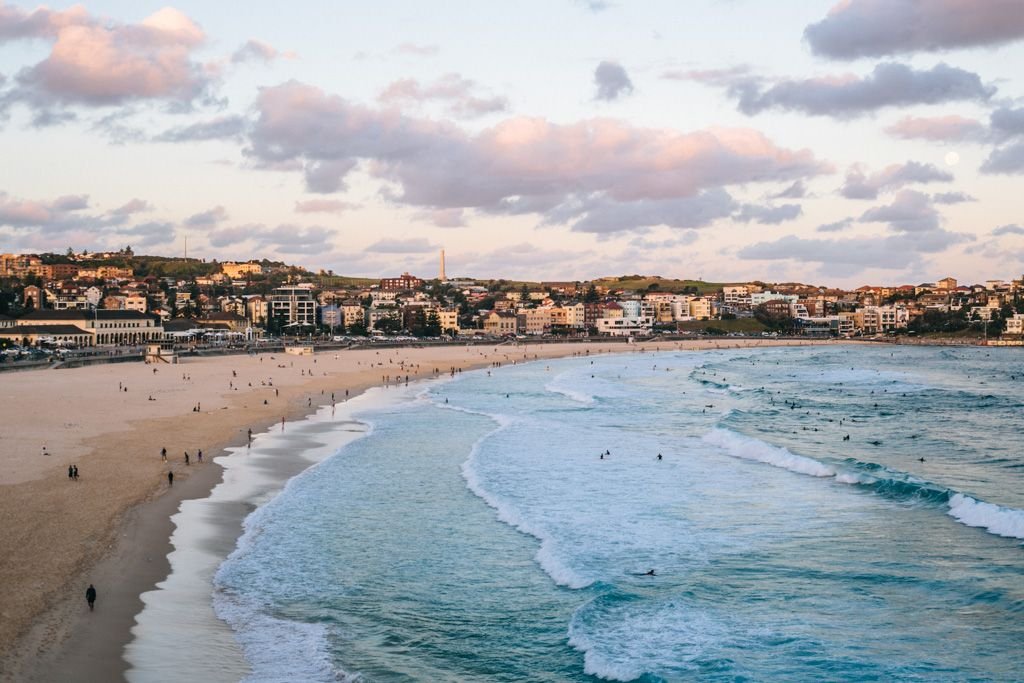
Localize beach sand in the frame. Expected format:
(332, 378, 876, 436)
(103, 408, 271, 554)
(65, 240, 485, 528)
(0, 338, 823, 681)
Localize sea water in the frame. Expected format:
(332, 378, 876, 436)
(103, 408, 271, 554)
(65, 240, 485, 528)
(212, 345, 1024, 682)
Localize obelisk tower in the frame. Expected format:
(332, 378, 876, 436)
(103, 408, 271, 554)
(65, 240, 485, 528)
(439, 249, 447, 281)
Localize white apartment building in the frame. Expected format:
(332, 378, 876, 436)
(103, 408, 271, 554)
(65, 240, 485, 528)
(751, 291, 798, 306)
(1005, 313, 1024, 335)
(596, 315, 653, 336)
(723, 286, 751, 308)
(270, 285, 317, 326)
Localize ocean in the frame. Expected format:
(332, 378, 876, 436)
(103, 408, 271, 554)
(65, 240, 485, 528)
(129, 344, 1024, 682)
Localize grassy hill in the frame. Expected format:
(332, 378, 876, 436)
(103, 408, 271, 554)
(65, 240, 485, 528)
(593, 275, 726, 295)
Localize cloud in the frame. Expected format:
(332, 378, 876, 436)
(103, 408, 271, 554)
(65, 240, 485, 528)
(365, 237, 438, 253)
(771, 180, 807, 199)
(110, 198, 153, 216)
(231, 39, 295, 64)
(378, 73, 508, 118)
(207, 223, 333, 254)
(992, 223, 1024, 236)
(565, 189, 738, 234)
(885, 114, 987, 142)
(990, 106, 1024, 141)
(413, 208, 467, 227)
(155, 114, 246, 142)
(664, 65, 752, 84)
(294, 199, 357, 214)
(0, 190, 154, 233)
(739, 230, 971, 271)
(246, 81, 830, 235)
(0, 191, 89, 228)
(931, 191, 975, 204)
(733, 203, 803, 224)
(594, 61, 634, 101)
(816, 217, 854, 233)
(303, 159, 359, 194)
(981, 141, 1024, 174)
(0, 6, 215, 116)
(630, 232, 700, 249)
(733, 63, 994, 118)
(184, 205, 228, 227)
(859, 189, 940, 232)
(118, 220, 175, 247)
(840, 161, 952, 199)
(804, 0, 1024, 59)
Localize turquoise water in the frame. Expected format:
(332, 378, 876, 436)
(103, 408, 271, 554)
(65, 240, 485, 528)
(214, 346, 1024, 682)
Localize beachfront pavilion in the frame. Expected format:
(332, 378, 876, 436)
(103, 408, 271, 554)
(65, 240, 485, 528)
(0, 324, 93, 347)
(17, 310, 163, 346)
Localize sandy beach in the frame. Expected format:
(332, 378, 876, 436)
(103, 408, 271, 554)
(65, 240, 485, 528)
(0, 338, 825, 682)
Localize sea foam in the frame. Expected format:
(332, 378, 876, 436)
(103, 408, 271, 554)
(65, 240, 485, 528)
(703, 427, 836, 478)
(947, 493, 1024, 541)
(458, 417, 593, 590)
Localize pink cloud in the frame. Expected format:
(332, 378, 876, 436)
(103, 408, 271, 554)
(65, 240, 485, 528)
(247, 81, 829, 233)
(885, 115, 986, 142)
(231, 39, 297, 64)
(378, 73, 508, 118)
(1, 5, 213, 111)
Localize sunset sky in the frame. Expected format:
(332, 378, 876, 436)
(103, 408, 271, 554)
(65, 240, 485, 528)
(1, 0, 1023, 286)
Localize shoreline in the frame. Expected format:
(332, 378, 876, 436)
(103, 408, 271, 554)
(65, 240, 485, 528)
(0, 339, 826, 682)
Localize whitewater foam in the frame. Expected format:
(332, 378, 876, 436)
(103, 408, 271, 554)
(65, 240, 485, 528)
(703, 427, 836, 478)
(458, 418, 593, 590)
(947, 494, 1024, 541)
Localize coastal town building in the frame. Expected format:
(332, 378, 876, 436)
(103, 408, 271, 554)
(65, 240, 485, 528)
(221, 262, 265, 279)
(269, 285, 316, 326)
(0, 324, 94, 347)
(482, 311, 516, 336)
(368, 306, 401, 330)
(17, 310, 162, 345)
(380, 272, 423, 291)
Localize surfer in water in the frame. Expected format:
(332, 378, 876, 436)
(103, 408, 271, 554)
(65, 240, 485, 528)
(645, 569, 656, 576)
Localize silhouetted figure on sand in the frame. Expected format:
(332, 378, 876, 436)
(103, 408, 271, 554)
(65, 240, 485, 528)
(86, 584, 96, 611)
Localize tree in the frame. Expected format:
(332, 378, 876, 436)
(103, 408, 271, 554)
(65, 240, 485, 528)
(375, 316, 402, 334)
(753, 304, 794, 332)
(583, 284, 599, 303)
(520, 282, 531, 304)
(410, 309, 428, 337)
(348, 320, 369, 336)
(424, 311, 442, 337)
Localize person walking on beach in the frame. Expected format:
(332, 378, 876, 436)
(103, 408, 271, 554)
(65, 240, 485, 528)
(72, 465, 79, 480)
(197, 449, 203, 463)
(161, 447, 167, 462)
(86, 584, 96, 611)
(168, 471, 173, 487)
(68, 465, 74, 480)
(184, 452, 190, 466)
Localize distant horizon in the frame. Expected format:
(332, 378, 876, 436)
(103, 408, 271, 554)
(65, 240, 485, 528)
(1, 1, 1023, 287)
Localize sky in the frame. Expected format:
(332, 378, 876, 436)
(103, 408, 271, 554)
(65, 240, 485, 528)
(1, 0, 1023, 287)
